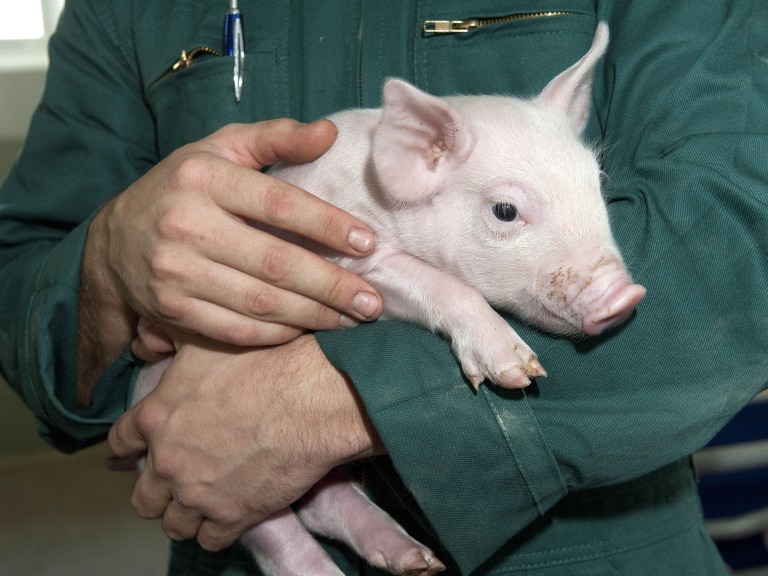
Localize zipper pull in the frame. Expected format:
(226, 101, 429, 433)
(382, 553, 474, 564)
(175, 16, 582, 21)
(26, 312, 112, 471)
(423, 19, 479, 34)
(423, 12, 577, 35)
(169, 46, 224, 72)
(170, 49, 193, 72)
(150, 46, 226, 89)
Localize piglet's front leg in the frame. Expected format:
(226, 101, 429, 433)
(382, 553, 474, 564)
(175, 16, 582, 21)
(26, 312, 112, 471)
(362, 254, 546, 389)
(446, 290, 547, 389)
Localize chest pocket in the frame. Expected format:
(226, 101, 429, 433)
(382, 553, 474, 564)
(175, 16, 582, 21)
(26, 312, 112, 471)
(414, 1, 598, 99)
(146, 44, 286, 157)
(137, 3, 290, 158)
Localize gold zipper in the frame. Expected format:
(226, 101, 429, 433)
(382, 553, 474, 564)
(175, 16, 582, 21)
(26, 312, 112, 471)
(151, 46, 225, 88)
(168, 46, 224, 73)
(423, 11, 576, 34)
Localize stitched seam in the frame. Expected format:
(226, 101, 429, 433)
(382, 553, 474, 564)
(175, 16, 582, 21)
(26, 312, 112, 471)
(85, 0, 134, 72)
(487, 518, 698, 573)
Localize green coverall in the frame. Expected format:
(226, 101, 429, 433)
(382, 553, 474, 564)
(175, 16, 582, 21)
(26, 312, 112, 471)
(1, 1, 767, 574)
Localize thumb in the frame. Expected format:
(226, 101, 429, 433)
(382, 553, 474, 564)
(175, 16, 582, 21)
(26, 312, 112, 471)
(208, 118, 338, 170)
(108, 406, 148, 458)
(132, 318, 176, 362)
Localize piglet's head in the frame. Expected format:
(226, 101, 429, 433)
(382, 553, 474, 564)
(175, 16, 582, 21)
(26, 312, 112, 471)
(371, 23, 645, 337)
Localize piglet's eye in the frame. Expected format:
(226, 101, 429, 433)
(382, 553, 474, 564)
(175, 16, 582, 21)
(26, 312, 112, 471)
(492, 202, 518, 222)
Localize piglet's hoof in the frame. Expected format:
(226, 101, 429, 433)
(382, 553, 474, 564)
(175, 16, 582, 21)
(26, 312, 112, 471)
(370, 547, 445, 576)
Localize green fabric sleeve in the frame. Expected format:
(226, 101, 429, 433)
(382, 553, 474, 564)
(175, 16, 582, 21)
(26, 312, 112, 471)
(317, 322, 567, 573)
(317, 1, 768, 573)
(0, 0, 155, 451)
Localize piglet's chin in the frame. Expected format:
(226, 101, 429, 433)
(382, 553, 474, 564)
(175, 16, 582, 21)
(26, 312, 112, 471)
(581, 280, 646, 336)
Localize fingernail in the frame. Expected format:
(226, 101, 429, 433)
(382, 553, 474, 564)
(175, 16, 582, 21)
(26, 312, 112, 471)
(339, 314, 361, 329)
(352, 291, 380, 319)
(348, 228, 375, 253)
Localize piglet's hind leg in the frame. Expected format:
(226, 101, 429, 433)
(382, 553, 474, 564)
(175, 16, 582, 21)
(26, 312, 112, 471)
(239, 508, 344, 576)
(297, 469, 446, 575)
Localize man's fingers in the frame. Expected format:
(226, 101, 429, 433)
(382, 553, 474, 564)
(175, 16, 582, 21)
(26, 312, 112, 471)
(202, 225, 382, 322)
(131, 318, 176, 361)
(196, 519, 246, 552)
(108, 407, 148, 458)
(189, 269, 377, 333)
(162, 500, 205, 541)
(165, 122, 374, 259)
(209, 118, 338, 170)
(160, 297, 305, 347)
(129, 452, 175, 520)
(209, 158, 376, 259)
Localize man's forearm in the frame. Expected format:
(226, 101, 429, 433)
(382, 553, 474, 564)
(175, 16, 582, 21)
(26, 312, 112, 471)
(76, 205, 137, 407)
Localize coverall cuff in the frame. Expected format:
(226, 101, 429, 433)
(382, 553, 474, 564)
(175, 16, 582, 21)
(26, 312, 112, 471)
(316, 320, 567, 574)
(23, 216, 137, 452)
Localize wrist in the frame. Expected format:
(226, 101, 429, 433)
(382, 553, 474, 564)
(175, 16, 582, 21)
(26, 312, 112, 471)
(332, 370, 386, 464)
(279, 335, 385, 466)
(76, 205, 137, 407)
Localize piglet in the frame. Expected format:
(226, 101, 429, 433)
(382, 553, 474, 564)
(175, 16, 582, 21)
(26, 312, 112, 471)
(270, 23, 643, 389)
(132, 22, 644, 576)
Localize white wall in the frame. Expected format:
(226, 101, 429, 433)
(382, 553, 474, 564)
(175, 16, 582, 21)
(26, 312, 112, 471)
(0, 68, 46, 141)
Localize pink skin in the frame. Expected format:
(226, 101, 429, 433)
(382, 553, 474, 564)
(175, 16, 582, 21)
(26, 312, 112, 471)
(297, 469, 446, 576)
(269, 23, 641, 390)
(239, 509, 345, 576)
(239, 469, 446, 576)
(581, 277, 647, 336)
(131, 23, 639, 576)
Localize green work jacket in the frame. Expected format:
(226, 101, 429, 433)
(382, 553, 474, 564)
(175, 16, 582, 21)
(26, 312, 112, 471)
(1, 1, 767, 574)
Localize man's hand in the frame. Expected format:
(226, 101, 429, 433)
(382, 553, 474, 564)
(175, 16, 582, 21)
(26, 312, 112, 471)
(108, 334, 384, 551)
(78, 119, 383, 404)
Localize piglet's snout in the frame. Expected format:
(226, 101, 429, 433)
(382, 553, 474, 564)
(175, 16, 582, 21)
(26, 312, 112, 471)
(580, 271, 646, 336)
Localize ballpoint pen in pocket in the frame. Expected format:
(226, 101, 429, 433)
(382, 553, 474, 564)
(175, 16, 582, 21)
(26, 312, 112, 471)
(223, 0, 244, 102)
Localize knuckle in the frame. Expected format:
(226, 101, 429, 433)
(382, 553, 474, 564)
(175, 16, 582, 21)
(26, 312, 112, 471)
(259, 182, 297, 225)
(130, 493, 157, 520)
(174, 486, 203, 510)
(243, 285, 279, 318)
(212, 122, 242, 140)
(151, 448, 183, 481)
(147, 248, 179, 282)
(198, 535, 225, 552)
(171, 154, 214, 190)
(153, 291, 185, 323)
(133, 402, 166, 438)
(318, 210, 347, 245)
(106, 425, 123, 453)
(258, 118, 297, 144)
(308, 302, 338, 330)
(259, 245, 294, 284)
(318, 266, 348, 304)
(198, 524, 240, 552)
(270, 117, 298, 132)
(155, 205, 195, 242)
(213, 510, 240, 528)
(163, 529, 187, 542)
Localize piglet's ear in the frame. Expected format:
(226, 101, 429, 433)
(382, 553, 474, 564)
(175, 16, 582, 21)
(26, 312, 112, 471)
(536, 22, 609, 136)
(373, 79, 476, 203)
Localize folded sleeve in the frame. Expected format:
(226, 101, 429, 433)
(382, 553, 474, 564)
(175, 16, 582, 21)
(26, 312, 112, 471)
(0, 0, 155, 451)
(316, 2, 768, 573)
